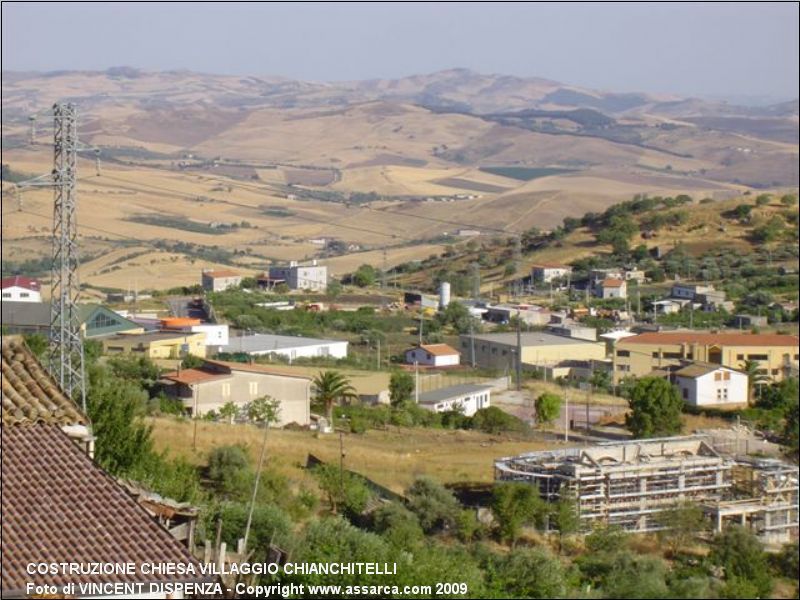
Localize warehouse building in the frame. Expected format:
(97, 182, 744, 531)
(459, 331, 606, 370)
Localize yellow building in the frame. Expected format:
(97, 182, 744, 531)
(102, 331, 206, 359)
(459, 331, 607, 370)
(614, 331, 799, 383)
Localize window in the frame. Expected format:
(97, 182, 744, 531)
(737, 354, 744, 361)
(491, 348, 497, 354)
(652, 352, 659, 358)
(502, 350, 508, 356)
(714, 372, 722, 381)
(683, 388, 688, 399)
(663, 352, 683, 359)
(748, 354, 768, 361)
(716, 388, 723, 401)
(19, 292, 29, 298)
(771, 369, 779, 376)
(616, 350, 630, 357)
(88, 312, 119, 331)
(723, 371, 730, 381)
(1, 292, 10, 298)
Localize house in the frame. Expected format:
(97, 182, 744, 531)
(732, 314, 769, 329)
(0, 301, 144, 338)
(161, 359, 311, 426)
(671, 283, 715, 301)
(614, 331, 800, 383)
(483, 304, 551, 326)
(589, 268, 624, 288)
(267, 260, 327, 292)
(652, 299, 687, 314)
(531, 264, 572, 284)
(405, 343, 460, 367)
(102, 331, 207, 358)
(1, 275, 41, 303)
(1, 337, 213, 599)
(418, 383, 492, 417)
(201, 269, 242, 292)
(673, 363, 748, 407)
(598, 278, 627, 299)
(160, 317, 229, 349)
(460, 331, 607, 370)
(220, 333, 348, 361)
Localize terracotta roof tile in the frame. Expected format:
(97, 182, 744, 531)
(416, 344, 460, 356)
(162, 368, 232, 385)
(203, 358, 312, 379)
(203, 269, 240, 278)
(1, 424, 205, 595)
(1, 336, 86, 426)
(619, 331, 800, 347)
(602, 278, 625, 287)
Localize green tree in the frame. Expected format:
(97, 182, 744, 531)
(22, 333, 47, 358)
(351, 264, 377, 287)
(372, 502, 424, 549)
(534, 392, 561, 427)
(312, 370, 357, 427)
(246, 395, 281, 425)
(313, 463, 372, 516)
(784, 395, 799, 460)
(405, 476, 461, 533)
(552, 489, 581, 552)
(86, 366, 154, 476)
(471, 406, 526, 434)
(710, 525, 773, 598)
(493, 547, 566, 598)
(219, 401, 238, 424)
(435, 301, 473, 334)
(780, 193, 798, 206)
(492, 482, 547, 546)
(625, 376, 683, 438)
(740, 359, 770, 405)
(389, 370, 414, 407)
(656, 501, 708, 556)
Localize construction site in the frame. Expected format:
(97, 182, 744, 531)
(494, 435, 798, 545)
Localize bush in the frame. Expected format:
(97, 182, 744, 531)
(471, 406, 527, 434)
(405, 476, 461, 533)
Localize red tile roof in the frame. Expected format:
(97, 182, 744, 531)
(619, 332, 800, 347)
(602, 278, 625, 287)
(162, 368, 231, 385)
(417, 343, 460, 356)
(1, 424, 207, 595)
(0, 275, 40, 291)
(1, 336, 86, 426)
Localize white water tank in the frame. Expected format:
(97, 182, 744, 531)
(439, 281, 451, 310)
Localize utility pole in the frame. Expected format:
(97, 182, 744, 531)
(243, 420, 269, 554)
(418, 311, 424, 345)
(48, 103, 86, 410)
(469, 317, 476, 368)
(564, 384, 570, 442)
(414, 360, 419, 404)
(515, 317, 522, 391)
(376, 338, 381, 370)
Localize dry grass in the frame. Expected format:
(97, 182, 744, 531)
(149, 416, 564, 493)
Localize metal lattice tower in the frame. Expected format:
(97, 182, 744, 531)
(48, 103, 86, 410)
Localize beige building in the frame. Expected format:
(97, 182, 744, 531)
(459, 331, 607, 370)
(161, 359, 311, 427)
(201, 269, 242, 292)
(614, 331, 800, 383)
(102, 331, 206, 359)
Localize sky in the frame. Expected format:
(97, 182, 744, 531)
(2, 2, 798, 101)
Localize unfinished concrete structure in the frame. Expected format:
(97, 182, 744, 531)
(495, 435, 798, 543)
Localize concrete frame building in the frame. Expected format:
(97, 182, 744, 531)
(201, 269, 242, 292)
(495, 436, 798, 543)
(267, 261, 327, 292)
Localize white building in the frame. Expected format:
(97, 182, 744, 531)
(671, 283, 715, 301)
(188, 324, 229, 348)
(674, 363, 748, 407)
(201, 269, 242, 292)
(220, 333, 347, 362)
(268, 261, 327, 292)
(404, 343, 460, 367)
(1, 276, 42, 303)
(531, 264, 572, 284)
(418, 383, 492, 417)
(598, 278, 627, 299)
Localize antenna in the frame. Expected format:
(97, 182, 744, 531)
(48, 103, 86, 411)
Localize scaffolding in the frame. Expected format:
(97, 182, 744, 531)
(495, 435, 798, 542)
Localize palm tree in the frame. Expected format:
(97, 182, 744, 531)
(312, 370, 357, 428)
(740, 360, 769, 405)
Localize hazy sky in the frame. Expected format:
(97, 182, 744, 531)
(2, 2, 798, 100)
